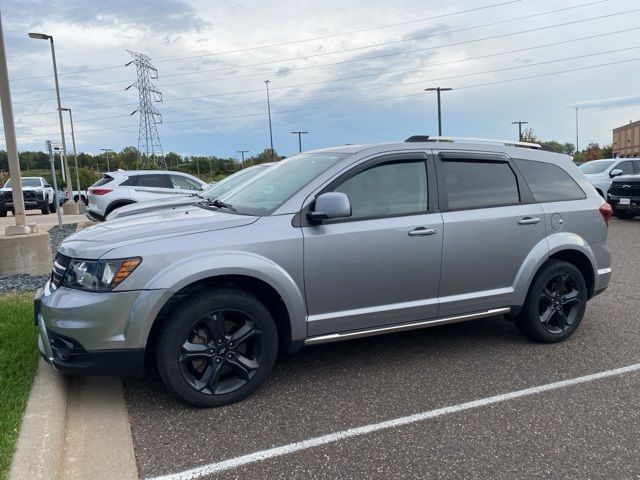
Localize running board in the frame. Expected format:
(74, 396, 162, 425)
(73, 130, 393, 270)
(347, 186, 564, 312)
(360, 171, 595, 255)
(304, 307, 511, 346)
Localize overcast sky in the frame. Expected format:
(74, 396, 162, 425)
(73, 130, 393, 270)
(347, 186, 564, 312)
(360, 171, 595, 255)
(1, 0, 640, 158)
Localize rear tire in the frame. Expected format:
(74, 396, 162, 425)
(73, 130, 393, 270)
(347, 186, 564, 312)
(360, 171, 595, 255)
(41, 201, 50, 215)
(613, 209, 635, 220)
(515, 260, 587, 343)
(155, 288, 278, 408)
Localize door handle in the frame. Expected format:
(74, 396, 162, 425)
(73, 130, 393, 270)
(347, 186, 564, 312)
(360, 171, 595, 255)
(408, 227, 438, 236)
(518, 217, 541, 225)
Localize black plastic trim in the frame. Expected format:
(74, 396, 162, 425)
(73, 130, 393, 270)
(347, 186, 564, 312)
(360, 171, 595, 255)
(46, 347, 146, 376)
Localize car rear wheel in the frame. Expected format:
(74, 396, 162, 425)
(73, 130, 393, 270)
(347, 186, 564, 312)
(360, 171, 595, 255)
(156, 288, 278, 408)
(515, 260, 587, 343)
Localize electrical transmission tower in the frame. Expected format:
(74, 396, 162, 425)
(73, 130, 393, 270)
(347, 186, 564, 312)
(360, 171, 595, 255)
(126, 50, 165, 169)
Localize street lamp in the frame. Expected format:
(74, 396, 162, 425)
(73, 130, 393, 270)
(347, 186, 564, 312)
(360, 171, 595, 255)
(60, 108, 81, 202)
(424, 87, 452, 136)
(264, 80, 274, 160)
(511, 121, 529, 142)
(28, 31, 72, 201)
(100, 148, 113, 171)
(291, 131, 308, 153)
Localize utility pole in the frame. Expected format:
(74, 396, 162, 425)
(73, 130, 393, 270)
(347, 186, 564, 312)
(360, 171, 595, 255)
(575, 107, 580, 152)
(264, 80, 274, 160)
(61, 108, 81, 201)
(424, 87, 452, 136)
(237, 150, 249, 169)
(100, 148, 113, 171)
(0, 13, 28, 233)
(209, 158, 213, 180)
(511, 121, 529, 142)
(28, 31, 72, 201)
(291, 131, 308, 153)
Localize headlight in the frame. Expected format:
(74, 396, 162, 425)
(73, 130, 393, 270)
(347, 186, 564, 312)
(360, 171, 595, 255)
(62, 257, 141, 292)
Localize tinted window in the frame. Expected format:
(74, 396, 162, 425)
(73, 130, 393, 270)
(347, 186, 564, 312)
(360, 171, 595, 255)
(515, 159, 585, 202)
(579, 160, 614, 174)
(170, 175, 201, 191)
(442, 160, 519, 210)
(92, 175, 114, 187)
(131, 174, 170, 188)
(617, 161, 635, 175)
(634, 160, 640, 172)
(334, 160, 428, 219)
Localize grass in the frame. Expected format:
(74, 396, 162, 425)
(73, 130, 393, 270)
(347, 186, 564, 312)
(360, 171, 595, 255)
(0, 294, 38, 480)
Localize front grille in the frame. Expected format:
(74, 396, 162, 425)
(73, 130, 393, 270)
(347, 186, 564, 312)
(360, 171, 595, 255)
(610, 183, 640, 197)
(51, 253, 71, 289)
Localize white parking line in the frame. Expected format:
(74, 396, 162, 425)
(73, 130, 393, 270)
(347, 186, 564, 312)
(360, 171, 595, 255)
(148, 362, 640, 480)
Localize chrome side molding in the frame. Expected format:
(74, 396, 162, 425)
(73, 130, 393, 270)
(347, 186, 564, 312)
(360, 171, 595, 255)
(304, 307, 511, 346)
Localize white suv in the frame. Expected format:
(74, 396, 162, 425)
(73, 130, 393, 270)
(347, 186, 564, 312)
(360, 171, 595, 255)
(86, 170, 207, 221)
(579, 158, 640, 197)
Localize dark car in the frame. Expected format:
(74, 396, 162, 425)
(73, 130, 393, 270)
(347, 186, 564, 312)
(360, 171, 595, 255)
(608, 174, 640, 220)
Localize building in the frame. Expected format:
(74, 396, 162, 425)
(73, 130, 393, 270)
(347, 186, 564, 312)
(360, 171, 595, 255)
(613, 120, 640, 157)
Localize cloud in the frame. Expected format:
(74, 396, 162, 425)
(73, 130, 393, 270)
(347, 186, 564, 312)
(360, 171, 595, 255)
(275, 66, 293, 78)
(570, 94, 640, 110)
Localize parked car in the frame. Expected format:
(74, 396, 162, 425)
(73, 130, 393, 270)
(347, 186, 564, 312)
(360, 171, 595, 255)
(85, 170, 207, 221)
(106, 163, 274, 221)
(0, 177, 56, 216)
(608, 174, 640, 219)
(579, 158, 640, 197)
(36, 137, 611, 407)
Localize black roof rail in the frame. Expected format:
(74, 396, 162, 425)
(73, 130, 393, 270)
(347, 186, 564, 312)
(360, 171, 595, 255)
(405, 135, 430, 142)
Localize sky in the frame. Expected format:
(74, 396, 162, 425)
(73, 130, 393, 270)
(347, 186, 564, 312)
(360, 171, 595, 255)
(1, 0, 640, 159)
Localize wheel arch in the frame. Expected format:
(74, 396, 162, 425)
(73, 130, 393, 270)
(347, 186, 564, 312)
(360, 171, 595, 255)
(105, 199, 136, 216)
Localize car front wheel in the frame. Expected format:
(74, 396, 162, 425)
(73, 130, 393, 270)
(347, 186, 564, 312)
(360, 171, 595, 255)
(156, 288, 278, 408)
(516, 260, 587, 343)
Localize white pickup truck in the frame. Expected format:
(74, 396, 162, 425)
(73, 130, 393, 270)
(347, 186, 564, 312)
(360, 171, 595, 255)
(0, 177, 57, 216)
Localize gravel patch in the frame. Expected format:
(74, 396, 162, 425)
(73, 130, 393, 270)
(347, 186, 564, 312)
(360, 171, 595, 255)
(0, 223, 77, 294)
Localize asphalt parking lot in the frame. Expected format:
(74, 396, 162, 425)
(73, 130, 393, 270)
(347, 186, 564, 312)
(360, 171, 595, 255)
(125, 218, 640, 480)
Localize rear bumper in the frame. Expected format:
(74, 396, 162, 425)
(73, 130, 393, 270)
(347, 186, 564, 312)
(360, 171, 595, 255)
(593, 267, 612, 297)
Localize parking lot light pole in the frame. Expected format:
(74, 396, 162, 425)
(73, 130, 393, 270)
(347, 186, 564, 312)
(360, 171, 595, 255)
(237, 150, 249, 169)
(46, 141, 63, 227)
(29, 31, 72, 202)
(424, 87, 452, 136)
(61, 108, 81, 202)
(0, 13, 30, 234)
(264, 80, 274, 161)
(512, 121, 529, 142)
(291, 131, 308, 153)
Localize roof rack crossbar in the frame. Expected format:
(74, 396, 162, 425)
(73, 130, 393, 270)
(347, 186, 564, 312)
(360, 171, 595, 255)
(404, 135, 541, 149)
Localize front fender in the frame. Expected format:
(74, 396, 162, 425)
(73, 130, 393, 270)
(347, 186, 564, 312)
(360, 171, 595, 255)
(143, 250, 308, 345)
(512, 232, 597, 307)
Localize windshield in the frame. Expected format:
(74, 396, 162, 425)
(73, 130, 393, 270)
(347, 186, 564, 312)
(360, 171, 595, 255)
(215, 153, 349, 215)
(579, 160, 615, 174)
(4, 178, 41, 188)
(202, 165, 270, 200)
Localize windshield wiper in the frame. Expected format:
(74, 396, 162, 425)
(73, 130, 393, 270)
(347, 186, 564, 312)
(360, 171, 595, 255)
(209, 198, 237, 212)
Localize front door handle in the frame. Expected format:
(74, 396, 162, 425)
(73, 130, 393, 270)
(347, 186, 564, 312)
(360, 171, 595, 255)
(408, 227, 438, 236)
(518, 217, 541, 225)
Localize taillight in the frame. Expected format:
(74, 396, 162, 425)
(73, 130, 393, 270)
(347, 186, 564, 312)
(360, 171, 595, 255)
(89, 188, 112, 196)
(599, 202, 613, 227)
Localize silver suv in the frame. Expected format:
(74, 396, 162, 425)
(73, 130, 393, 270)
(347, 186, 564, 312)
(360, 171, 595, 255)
(35, 137, 612, 407)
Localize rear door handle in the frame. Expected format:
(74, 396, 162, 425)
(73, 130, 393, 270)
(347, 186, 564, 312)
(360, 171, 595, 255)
(518, 217, 541, 225)
(408, 227, 438, 236)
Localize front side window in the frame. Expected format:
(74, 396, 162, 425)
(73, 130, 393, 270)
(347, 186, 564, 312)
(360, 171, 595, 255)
(617, 161, 635, 175)
(442, 160, 519, 210)
(515, 159, 585, 202)
(171, 175, 202, 191)
(334, 160, 428, 219)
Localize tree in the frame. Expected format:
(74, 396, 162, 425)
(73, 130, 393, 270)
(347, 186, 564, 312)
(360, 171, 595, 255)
(582, 143, 604, 162)
(520, 128, 538, 143)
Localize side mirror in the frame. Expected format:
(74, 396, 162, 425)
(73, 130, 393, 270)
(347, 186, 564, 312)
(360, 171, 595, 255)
(307, 192, 351, 223)
(610, 168, 624, 178)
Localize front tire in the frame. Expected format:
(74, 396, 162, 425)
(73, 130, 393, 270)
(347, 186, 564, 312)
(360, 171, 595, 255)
(156, 288, 278, 408)
(515, 260, 587, 343)
(41, 201, 50, 215)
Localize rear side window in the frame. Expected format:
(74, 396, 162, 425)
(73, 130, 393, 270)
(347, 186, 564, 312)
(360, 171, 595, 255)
(120, 174, 171, 188)
(92, 175, 114, 187)
(515, 159, 585, 202)
(441, 160, 519, 210)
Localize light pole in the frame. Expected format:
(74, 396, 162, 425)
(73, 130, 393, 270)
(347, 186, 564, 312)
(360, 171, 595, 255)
(29, 31, 72, 201)
(264, 80, 274, 160)
(291, 131, 308, 153)
(100, 148, 113, 171)
(575, 107, 580, 152)
(424, 87, 452, 136)
(60, 108, 81, 201)
(237, 150, 249, 169)
(511, 121, 529, 142)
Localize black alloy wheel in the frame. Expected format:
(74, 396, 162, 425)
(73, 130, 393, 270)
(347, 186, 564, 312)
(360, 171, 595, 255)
(537, 272, 582, 334)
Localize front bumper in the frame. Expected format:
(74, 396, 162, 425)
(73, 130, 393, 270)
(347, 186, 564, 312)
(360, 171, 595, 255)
(35, 283, 171, 376)
(608, 194, 640, 212)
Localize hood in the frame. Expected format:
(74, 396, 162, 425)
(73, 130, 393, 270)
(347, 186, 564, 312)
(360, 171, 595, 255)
(612, 174, 640, 183)
(107, 195, 196, 220)
(59, 205, 258, 258)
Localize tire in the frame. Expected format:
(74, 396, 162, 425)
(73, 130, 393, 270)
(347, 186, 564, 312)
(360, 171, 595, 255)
(515, 260, 588, 343)
(41, 201, 50, 215)
(613, 209, 635, 220)
(155, 288, 278, 408)
(50, 200, 56, 213)
(0, 210, 6, 217)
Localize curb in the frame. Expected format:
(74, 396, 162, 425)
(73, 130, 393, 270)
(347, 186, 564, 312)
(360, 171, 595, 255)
(9, 360, 138, 479)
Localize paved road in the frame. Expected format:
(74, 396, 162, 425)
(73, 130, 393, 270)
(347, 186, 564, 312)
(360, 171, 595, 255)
(0, 210, 87, 231)
(125, 218, 640, 480)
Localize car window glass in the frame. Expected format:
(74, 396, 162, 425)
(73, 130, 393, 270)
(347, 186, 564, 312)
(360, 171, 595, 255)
(515, 159, 585, 202)
(170, 175, 201, 191)
(618, 161, 634, 175)
(634, 160, 640, 173)
(334, 160, 428, 219)
(442, 160, 519, 210)
(93, 175, 114, 187)
(135, 174, 170, 188)
(579, 161, 614, 174)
